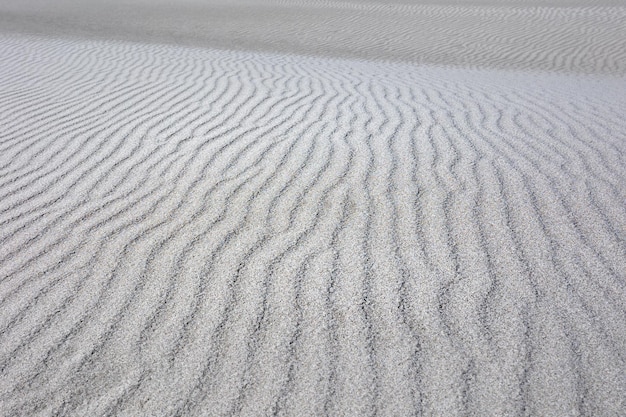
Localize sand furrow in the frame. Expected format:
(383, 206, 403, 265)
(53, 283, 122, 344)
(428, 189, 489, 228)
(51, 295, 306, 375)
(0, 31, 625, 416)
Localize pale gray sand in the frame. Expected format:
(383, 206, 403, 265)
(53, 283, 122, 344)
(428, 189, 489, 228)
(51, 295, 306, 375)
(1, 1, 626, 417)
(1, 0, 625, 74)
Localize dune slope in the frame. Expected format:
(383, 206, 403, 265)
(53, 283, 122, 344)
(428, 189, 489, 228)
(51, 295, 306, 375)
(1, 0, 625, 74)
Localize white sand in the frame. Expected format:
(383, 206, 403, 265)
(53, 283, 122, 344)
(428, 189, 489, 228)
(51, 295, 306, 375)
(0, 1, 625, 416)
(1, 0, 626, 74)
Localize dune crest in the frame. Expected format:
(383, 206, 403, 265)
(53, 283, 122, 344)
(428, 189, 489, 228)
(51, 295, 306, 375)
(0, 0, 625, 74)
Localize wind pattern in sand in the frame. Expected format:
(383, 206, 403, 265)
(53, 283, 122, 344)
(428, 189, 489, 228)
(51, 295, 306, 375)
(0, 34, 625, 416)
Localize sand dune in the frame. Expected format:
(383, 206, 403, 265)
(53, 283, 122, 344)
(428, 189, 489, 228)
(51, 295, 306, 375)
(1, 0, 625, 74)
(1, 1, 626, 416)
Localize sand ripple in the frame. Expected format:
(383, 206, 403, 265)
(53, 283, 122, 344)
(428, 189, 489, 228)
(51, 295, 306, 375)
(0, 34, 625, 416)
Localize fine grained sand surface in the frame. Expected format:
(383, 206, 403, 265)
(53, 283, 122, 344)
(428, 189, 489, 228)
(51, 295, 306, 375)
(0, 1, 625, 416)
(1, 0, 626, 73)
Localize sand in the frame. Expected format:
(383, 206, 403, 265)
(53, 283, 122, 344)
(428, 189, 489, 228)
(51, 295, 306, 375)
(1, 0, 626, 73)
(0, 1, 625, 416)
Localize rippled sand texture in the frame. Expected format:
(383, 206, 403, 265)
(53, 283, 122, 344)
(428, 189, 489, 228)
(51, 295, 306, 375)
(1, 34, 625, 416)
(1, 0, 626, 74)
